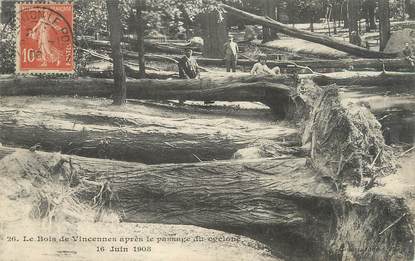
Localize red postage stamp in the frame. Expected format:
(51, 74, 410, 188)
(16, 3, 74, 74)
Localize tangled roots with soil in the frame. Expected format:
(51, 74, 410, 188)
(0, 150, 119, 225)
(302, 87, 396, 190)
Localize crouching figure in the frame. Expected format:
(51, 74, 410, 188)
(250, 55, 280, 76)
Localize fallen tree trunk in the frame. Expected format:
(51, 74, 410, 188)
(1, 146, 413, 261)
(1, 72, 413, 100)
(311, 71, 415, 86)
(86, 66, 176, 79)
(80, 38, 201, 55)
(1, 73, 413, 117)
(84, 41, 409, 71)
(220, 4, 398, 58)
(122, 50, 410, 71)
(290, 59, 412, 71)
(0, 147, 333, 227)
(0, 146, 336, 258)
(0, 75, 295, 116)
(80, 48, 176, 79)
(0, 101, 297, 164)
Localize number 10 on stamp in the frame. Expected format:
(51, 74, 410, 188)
(16, 3, 74, 74)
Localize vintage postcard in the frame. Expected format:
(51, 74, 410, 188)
(0, 0, 414, 260)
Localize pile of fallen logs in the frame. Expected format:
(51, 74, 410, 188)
(80, 37, 414, 72)
(0, 96, 412, 260)
(0, 70, 414, 260)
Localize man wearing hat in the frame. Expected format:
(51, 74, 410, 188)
(178, 48, 199, 79)
(403, 42, 415, 69)
(223, 36, 239, 72)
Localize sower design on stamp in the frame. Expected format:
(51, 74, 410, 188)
(16, 3, 74, 74)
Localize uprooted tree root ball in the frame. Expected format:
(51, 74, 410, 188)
(329, 193, 414, 261)
(0, 150, 119, 225)
(302, 87, 397, 190)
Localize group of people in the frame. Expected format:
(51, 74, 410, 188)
(178, 36, 281, 79)
(178, 36, 415, 80)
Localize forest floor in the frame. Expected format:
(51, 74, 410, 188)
(371, 151, 415, 212)
(259, 38, 349, 59)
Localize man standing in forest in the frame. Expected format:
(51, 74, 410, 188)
(223, 36, 239, 72)
(178, 48, 199, 79)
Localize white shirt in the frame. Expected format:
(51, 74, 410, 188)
(229, 42, 238, 54)
(251, 62, 275, 75)
(224, 41, 238, 56)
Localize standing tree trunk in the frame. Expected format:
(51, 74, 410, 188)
(326, 4, 332, 36)
(379, 0, 391, 51)
(107, 0, 127, 104)
(135, 0, 146, 78)
(368, 0, 377, 29)
(406, 0, 415, 19)
(201, 10, 228, 58)
(342, 0, 349, 28)
(262, 0, 278, 43)
(348, 0, 360, 42)
(310, 18, 314, 32)
(309, 4, 317, 32)
(363, 0, 377, 31)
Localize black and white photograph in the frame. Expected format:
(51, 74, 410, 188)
(0, 0, 414, 260)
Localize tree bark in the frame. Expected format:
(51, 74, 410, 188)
(0, 109, 296, 164)
(122, 49, 415, 71)
(0, 75, 294, 98)
(262, 0, 278, 43)
(135, 0, 146, 78)
(106, 0, 127, 104)
(348, 0, 360, 42)
(379, 0, 391, 51)
(87, 66, 176, 79)
(80, 37, 201, 55)
(220, 4, 397, 58)
(365, 0, 377, 30)
(0, 95, 298, 163)
(1, 146, 413, 261)
(201, 10, 228, 58)
(342, 0, 349, 28)
(79, 48, 176, 79)
(2, 71, 415, 100)
(0, 76, 295, 117)
(311, 71, 415, 86)
(0, 146, 337, 253)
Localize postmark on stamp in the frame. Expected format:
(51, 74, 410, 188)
(16, 3, 74, 74)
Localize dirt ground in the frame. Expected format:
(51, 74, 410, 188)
(371, 151, 415, 211)
(260, 39, 349, 59)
